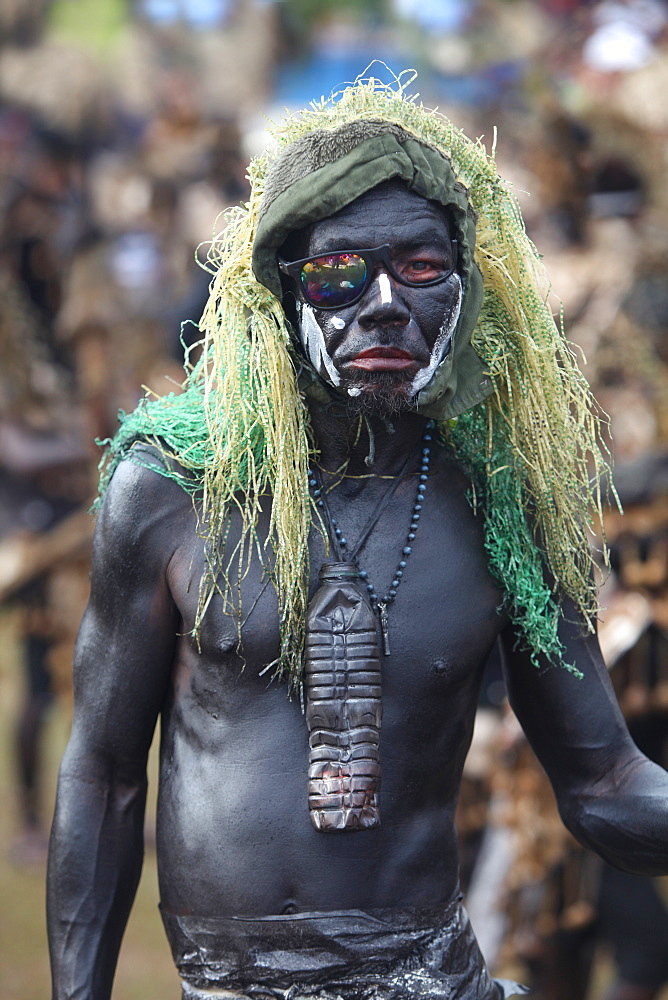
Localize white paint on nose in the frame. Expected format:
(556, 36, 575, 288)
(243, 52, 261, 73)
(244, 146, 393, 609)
(330, 316, 345, 330)
(378, 272, 392, 305)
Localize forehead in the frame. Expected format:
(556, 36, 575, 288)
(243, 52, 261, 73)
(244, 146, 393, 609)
(299, 183, 452, 256)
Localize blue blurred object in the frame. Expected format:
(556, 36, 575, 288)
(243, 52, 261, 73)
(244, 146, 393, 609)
(275, 48, 525, 112)
(111, 231, 163, 294)
(138, 0, 236, 28)
(392, 0, 471, 33)
(432, 60, 526, 108)
(275, 51, 414, 107)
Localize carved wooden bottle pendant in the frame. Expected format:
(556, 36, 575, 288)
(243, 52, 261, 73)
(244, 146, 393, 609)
(304, 561, 382, 832)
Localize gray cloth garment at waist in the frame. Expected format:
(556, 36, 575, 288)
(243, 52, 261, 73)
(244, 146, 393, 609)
(160, 899, 529, 1000)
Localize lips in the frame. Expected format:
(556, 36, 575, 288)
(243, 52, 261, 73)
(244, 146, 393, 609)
(348, 347, 417, 371)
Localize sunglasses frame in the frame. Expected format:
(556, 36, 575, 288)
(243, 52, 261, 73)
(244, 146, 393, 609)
(278, 242, 458, 311)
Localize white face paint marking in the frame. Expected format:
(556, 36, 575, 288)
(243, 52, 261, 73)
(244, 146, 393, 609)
(410, 274, 463, 395)
(378, 272, 392, 306)
(297, 303, 341, 386)
(297, 275, 463, 400)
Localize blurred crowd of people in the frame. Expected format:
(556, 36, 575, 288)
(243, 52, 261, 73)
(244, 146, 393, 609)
(0, 0, 258, 869)
(1, 1, 667, 998)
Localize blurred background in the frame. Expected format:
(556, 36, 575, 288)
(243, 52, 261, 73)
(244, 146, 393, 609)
(1, 1, 667, 998)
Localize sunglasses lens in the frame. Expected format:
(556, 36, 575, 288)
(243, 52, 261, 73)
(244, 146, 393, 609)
(300, 253, 367, 307)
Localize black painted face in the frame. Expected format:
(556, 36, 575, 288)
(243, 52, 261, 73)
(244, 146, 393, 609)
(284, 182, 462, 415)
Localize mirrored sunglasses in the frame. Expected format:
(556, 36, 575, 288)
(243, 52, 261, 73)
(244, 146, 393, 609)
(278, 242, 458, 311)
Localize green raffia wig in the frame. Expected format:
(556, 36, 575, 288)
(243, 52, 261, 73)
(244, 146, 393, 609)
(98, 68, 611, 688)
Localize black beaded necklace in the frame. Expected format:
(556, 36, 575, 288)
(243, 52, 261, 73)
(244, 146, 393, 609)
(309, 421, 433, 655)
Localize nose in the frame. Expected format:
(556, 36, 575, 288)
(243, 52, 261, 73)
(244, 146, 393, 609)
(357, 270, 410, 330)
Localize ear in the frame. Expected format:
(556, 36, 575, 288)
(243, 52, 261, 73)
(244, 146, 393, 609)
(277, 229, 308, 330)
(281, 283, 299, 329)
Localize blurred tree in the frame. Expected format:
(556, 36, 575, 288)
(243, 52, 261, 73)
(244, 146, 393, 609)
(285, 0, 387, 28)
(47, 0, 129, 53)
(276, 0, 390, 67)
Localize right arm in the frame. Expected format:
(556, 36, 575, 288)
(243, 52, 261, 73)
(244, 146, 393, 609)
(501, 600, 668, 877)
(47, 456, 183, 1000)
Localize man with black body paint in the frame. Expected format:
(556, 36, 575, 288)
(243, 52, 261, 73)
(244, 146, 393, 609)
(47, 172, 668, 998)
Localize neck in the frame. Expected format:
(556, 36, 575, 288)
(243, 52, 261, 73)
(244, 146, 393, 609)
(307, 401, 428, 478)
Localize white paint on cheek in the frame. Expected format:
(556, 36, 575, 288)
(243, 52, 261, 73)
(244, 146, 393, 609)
(297, 303, 341, 387)
(410, 274, 463, 395)
(330, 316, 346, 330)
(378, 272, 392, 305)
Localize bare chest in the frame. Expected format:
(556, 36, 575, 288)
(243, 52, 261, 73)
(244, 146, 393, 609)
(166, 461, 505, 727)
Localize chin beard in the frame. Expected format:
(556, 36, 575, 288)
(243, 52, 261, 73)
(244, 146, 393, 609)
(341, 371, 418, 417)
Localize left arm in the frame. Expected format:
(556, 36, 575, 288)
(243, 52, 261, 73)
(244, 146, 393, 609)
(501, 602, 668, 876)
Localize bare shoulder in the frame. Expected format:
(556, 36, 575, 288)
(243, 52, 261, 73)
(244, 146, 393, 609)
(73, 446, 189, 729)
(94, 445, 197, 570)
